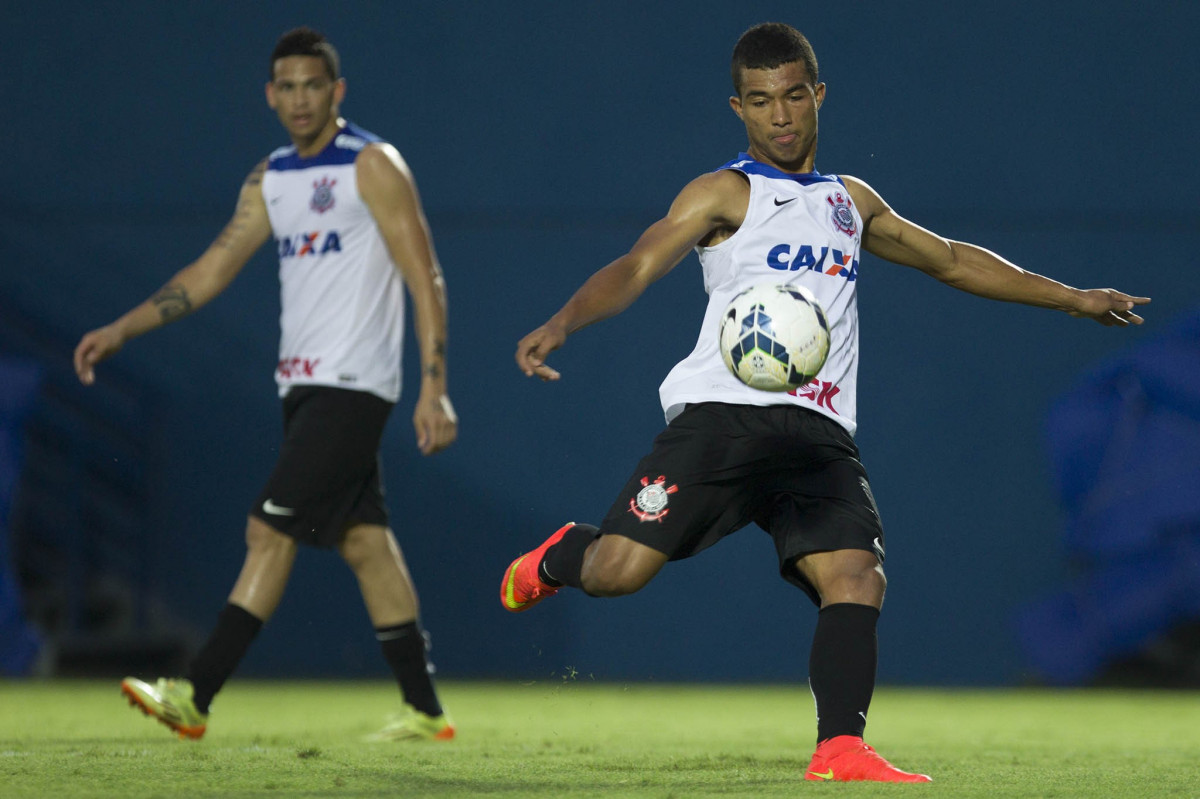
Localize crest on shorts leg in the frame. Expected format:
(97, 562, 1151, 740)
(629, 475, 678, 523)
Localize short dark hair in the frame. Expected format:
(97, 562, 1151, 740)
(270, 27, 340, 81)
(731, 23, 818, 95)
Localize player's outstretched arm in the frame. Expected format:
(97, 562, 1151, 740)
(841, 175, 1150, 326)
(516, 170, 749, 381)
(357, 143, 457, 455)
(73, 161, 273, 385)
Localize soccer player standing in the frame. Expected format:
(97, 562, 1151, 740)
(74, 28, 458, 742)
(501, 22, 1149, 782)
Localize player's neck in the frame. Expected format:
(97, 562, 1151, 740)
(292, 117, 345, 159)
(746, 145, 818, 175)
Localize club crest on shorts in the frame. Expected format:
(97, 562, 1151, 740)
(310, 176, 337, 214)
(827, 191, 857, 236)
(629, 475, 678, 523)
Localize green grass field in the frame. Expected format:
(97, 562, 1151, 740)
(1, 680, 1197, 797)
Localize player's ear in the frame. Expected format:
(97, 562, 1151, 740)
(333, 78, 347, 105)
(729, 94, 744, 120)
(814, 82, 826, 109)
(265, 81, 277, 109)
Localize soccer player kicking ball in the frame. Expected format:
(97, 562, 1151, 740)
(501, 22, 1148, 783)
(75, 28, 457, 742)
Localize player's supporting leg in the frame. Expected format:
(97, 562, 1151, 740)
(340, 523, 453, 742)
(796, 549, 930, 783)
(122, 516, 296, 739)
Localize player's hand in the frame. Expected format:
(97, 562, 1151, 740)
(1069, 289, 1151, 327)
(516, 322, 565, 381)
(414, 391, 457, 455)
(73, 325, 125, 385)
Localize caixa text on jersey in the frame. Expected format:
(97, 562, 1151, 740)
(277, 230, 343, 259)
(766, 244, 858, 281)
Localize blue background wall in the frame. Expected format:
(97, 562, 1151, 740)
(1, 0, 1196, 685)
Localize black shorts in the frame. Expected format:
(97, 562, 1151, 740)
(250, 386, 393, 547)
(598, 402, 885, 605)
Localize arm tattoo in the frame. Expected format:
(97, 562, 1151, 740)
(216, 161, 267, 249)
(245, 161, 266, 186)
(152, 284, 193, 322)
(215, 208, 248, 249)
(424, 338, 446, 378)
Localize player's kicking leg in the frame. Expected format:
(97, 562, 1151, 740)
(501, 523, 669, 610)
(500, 522, 577, 611)
(503, 412, 708, 612)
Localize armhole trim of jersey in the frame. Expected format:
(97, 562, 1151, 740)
(698, 167, 755, 255)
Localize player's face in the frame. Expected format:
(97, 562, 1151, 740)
(266, 56, 345, 148)
(729, 61, 825, 172)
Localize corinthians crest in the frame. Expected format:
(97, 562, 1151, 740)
(310, 176, 337, 214)
(826, 190, 857, 236)
(629, 475, 678, 523)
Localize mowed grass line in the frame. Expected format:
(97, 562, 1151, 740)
(1, 680, 1197, 798)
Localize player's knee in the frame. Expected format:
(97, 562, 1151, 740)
(858, 565, 886, 600)
(245, 516, 296, 558)
(338, 526, 390, 572)
(820, 564, 886, 606)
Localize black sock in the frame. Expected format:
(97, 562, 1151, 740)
(377, 620, 442, 717)
(539, 524, 599, 589)
(809, 602, 879, 744)
(187, 603, 263, 714)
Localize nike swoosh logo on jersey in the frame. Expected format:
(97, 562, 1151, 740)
(269, 196, 283, 205)
(774, 197, 797, 206)
(262, 498, 296, 516)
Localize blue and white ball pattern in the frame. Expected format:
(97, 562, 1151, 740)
(719, 284, 830, 392)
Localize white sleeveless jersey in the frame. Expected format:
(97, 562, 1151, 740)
(261, 122, 405, 401)
(658, 154, 864, 434)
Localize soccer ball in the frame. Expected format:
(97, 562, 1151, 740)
(718, 284, 830, 392)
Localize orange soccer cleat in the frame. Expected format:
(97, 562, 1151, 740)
(500, 522, 574, 612)
(805, 735, 931, 783)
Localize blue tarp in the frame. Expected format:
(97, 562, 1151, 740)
(0, 357, 43, 675)
(1016, 310, 1200, 684)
